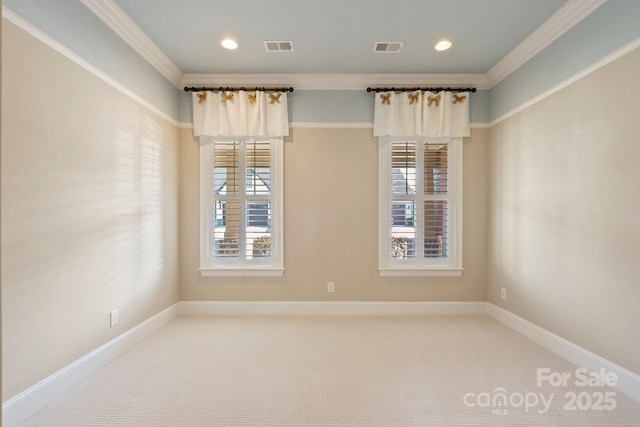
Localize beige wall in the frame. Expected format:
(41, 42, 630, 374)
(487, 47, 640, 375)
(180, 127, 488, 301)
(1, 21, 180, 398)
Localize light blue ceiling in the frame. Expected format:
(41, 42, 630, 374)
(114, 0, 567, 74)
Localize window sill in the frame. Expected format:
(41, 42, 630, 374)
(378, 268, 463, 277)
(199, 268, 284, 277)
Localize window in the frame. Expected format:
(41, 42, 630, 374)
(200, 138, 283, 276)
(378, 137, 463, 276)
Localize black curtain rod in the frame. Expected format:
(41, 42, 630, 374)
(184, 86, 294, 93)
(367, 87, 476, 93)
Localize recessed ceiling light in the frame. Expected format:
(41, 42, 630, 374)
(435, 40, 452, 51)
(221, 39, 238, 50)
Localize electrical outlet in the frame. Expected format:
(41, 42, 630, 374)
(500, 288, 507, 300)
(110, 309, 119, 327)
(327, 282, 334, 293)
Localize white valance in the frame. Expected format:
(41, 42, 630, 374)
(192, 90, 289, 137)
(373, 91, 470, 137)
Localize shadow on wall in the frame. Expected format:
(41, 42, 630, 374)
(2, 92, 167, 397)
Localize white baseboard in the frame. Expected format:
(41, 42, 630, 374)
(486, 303, 640, 403)
(6, 301, 638, 427)
(2, 303, 180, 427)
(178, 300, 487, 316)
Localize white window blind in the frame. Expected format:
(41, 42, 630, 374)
(201, 138, 283, 276)
(423, 142, 449, 259)
(380, 137, 462, 276)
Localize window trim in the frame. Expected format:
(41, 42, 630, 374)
(199, 137, 284, 277)
(378, 136, 463, 277)
(199, 267, 285, 277)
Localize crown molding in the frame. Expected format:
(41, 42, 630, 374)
(181, 73, 490, 91)
(2, 6, 179, 126)
(64, 0, 606, 91)
(80, 0, 183, 88)
(486, 0, 607, 87)
(490, 34, 640, 127)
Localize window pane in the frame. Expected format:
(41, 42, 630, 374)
(246, 201, 271, 259)
(424, 201, 448, 258)
(424, 143, 448, 195)
(391, 200, 416, 259)
(213, 200, 240, 258)
(391, 141, 416, 195)
(246, 141, 271, 195)
(214, 142, 239, 195)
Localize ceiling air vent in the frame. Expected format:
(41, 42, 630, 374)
(264, 41, 294, 52)
(373, 41, 404, 53)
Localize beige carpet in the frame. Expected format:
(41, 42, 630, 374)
(21, 315, 640, 426)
